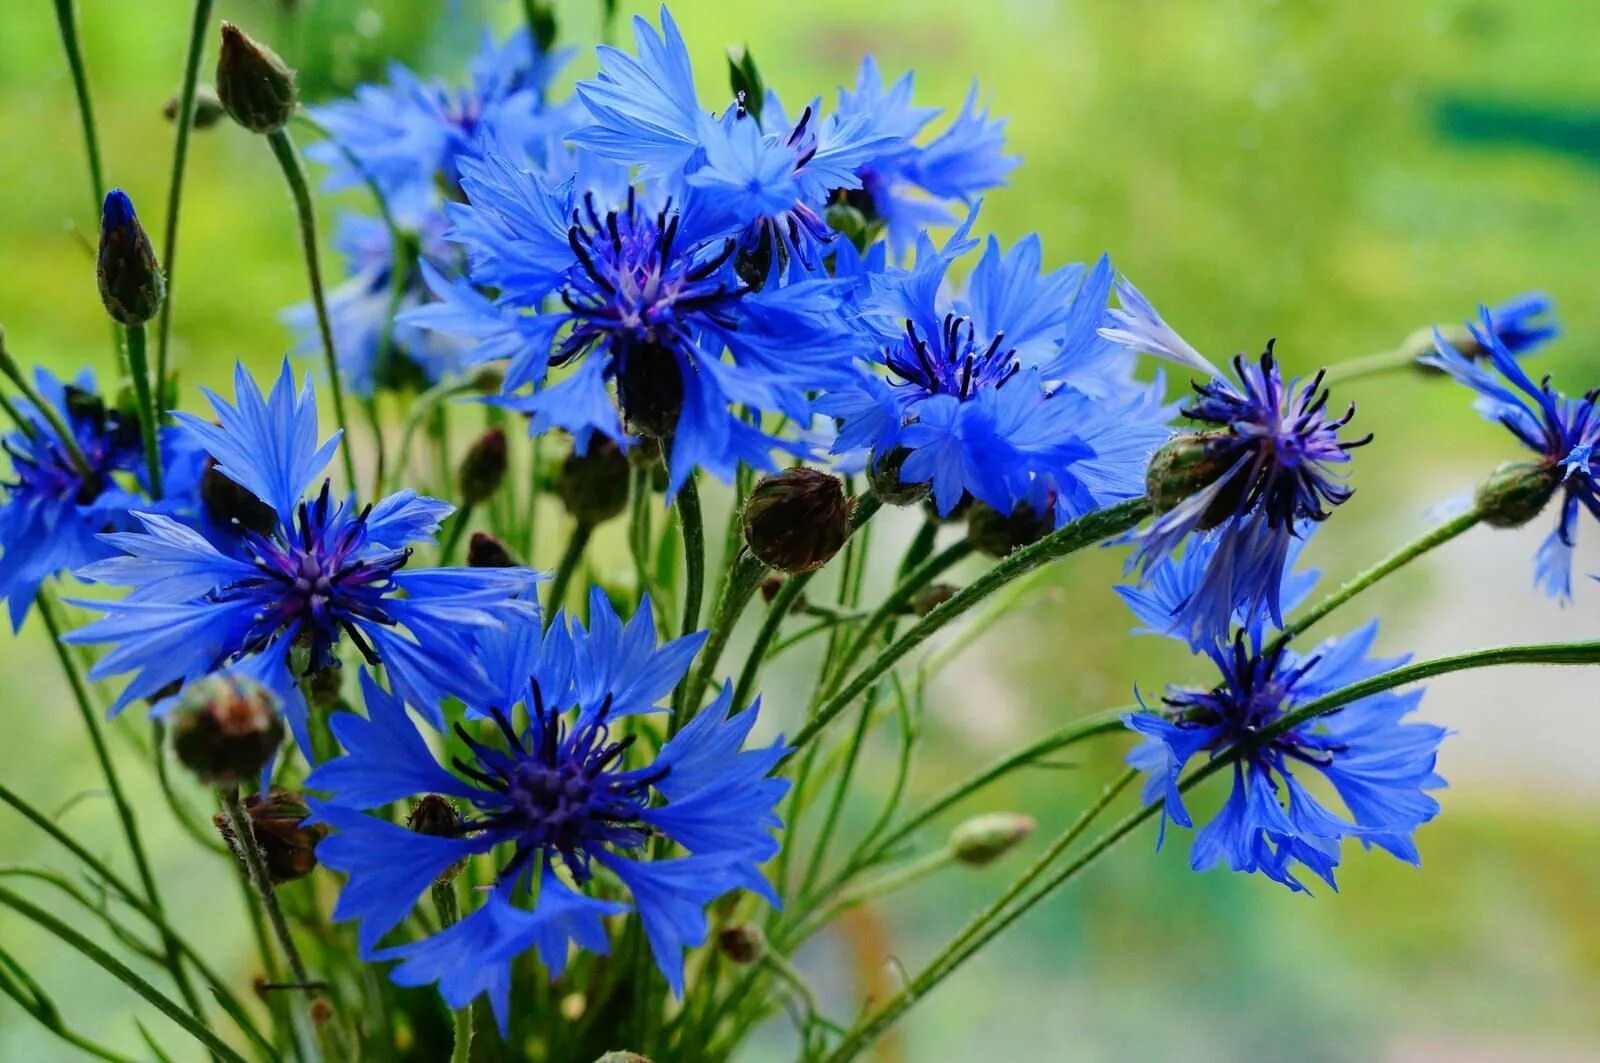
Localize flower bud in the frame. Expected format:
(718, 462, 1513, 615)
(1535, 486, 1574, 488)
(97, 190, 165, 326)
(615, 342, 683, 439)
(1145, 430, 1241, 526)
(468, 531, 519, 568)
(213, 789, 325, 883)
(716, 923, 766, 965)
(458, 426, 508, 507)
(202, 456, 279, 537)
(742, 468, 852, 573)
(407, 795, 468, 884)
(966, 501, 1051, 558)
(1475, 459, 1562, 529)
(759, 575, 785, 603)
(949, 812, 1035, 867)
(868, 447, 930, 507)
(726, 44, 766, 123)
(170, 675, 284, 787)
(556, 437, 631, 526)
(594, 1054, 652, 1063)
(216, 22, 297, 134)
(163, 85, 226, 130)
(908, 583, 956, 617)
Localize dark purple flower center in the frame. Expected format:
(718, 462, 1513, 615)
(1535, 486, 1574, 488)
(1165, 637, 1343, 768)
(4, 388, 139, 506)
(887, 313, 1020, 401)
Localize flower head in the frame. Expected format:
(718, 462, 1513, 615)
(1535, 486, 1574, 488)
(1121, 545, 1446, 892)
(1111, 282, 1368, 644)
(0, 371, 200, 629)
(308, 591, 788, 1030)
(1424, 306, 1600, 600)
(64, 362, 536, 749)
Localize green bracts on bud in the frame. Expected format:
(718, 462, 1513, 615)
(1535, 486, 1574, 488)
(726, 44, 766, 122)
(97, 190, 164, 325)
(213, 789, 326, 883)
(170, 675, 284, 787)
(594, 1054, 652, 1063)
(1145, 430, 1238, 519)
(1476, 459, 1562, 529)
(868, 446, 930, 507)
(950, 812, 1035, 867)
(556, 437, 631, 526)
(458, 426, 508, 506)
(408, 794, 469, 885)
(216, 22, 297, 134)
(716, 923, 766, 965)
(742, 468, 852, 573)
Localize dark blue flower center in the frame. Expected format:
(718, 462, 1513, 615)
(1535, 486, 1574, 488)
(4, 388, 139, 506)
(886, 313, 1020, 401)
(1165, 637, 1342, 768)
(226, 481, 408, 673)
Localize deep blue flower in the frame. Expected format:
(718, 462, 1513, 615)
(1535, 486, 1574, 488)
(63, 362, 536, 749)
(1472, 291, 1559, 358)
(817, 224, 1172, 522)
(0, 371, 201, 629)
(307, 590, 788, 1030)
(1107, 282, 1368, 643)
(1121, 545, 1447, 892)
(833, 57, 1018, 258)
(402, 147, 866, 496)
(1425, 306, 1599, 600)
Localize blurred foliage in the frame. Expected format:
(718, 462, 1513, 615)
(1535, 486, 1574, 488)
(0, 1, 1597, 1060)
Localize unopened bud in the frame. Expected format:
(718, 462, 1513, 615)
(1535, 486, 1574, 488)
(908, 583, 956, 617)
(408, 795, 468, 883)
(716, 923, 766, 965)
(556, 437, 630, 526)
(1145, 431, 1239, 523)
(950, 812, 1035, 867)
(594, 1054, 652, 1063)
(202, 456, 278, 536)
(868, 447, 930, 507)
(163, 85, 226, 130)
(1475, 459, 1561, 529)
(759, 575, 785, 603)
(458, 426, 508, 507)
(97, 190, 164, 326)
(170, 676, 284, 787)
(216, 22, 297, 134)
(213, 789, 326, 883)
(966, 502, 1051, 558)
(743, 468, 852, 573)
(468, 531, 518, 568)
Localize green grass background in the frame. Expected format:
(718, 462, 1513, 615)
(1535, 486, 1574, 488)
(1, 1, 1598, 1059)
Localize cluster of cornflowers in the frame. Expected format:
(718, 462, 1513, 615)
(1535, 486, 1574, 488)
(4, 4, 1594, 1056)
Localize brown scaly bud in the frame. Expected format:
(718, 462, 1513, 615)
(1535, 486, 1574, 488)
(468, 531, 519, 568)
(458, 426, 508, 507)
(742, 468, 852, 573)
(97, 190, 165, 326)
(555, 436, 631, 526)
(163, 85, 226, 129)
(867, 446, 929, 507)
(966, 501, 1052, 559)
(201, 456, 278, 536)
(408, 795, 469, 884)
(213, 789, 326, 883)
(950, 812, 1035, 867)
(170, 675, 284, 787)
(216, 22, 297, 134)
(716, 923, 766, 965)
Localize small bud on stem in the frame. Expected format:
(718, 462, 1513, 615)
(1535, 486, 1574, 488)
(97, 190, 165, 326)
(216, 22, 297, 134)
(170, 675, 284, 787)
(950, 812, 1036, 867)
(458, 426, 508, 507)
(742, 468, 852, 573)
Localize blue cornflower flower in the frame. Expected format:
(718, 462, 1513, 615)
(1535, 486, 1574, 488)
(283, 214, 473, 396)
(570, 7, 895, 280)
(63, 362, 536, 748)
(1425, 306, 1600, 600)
(833, 57, 1018, 258)
(1106, 282, 1368, 643)
(307, 590, 788, 1030)
(0, 371, 202, 629)
(402, 149, 865, 496)
(1120, 546, 1447, 892)
(818, 226, 1172, 522)
(1478, 291, 1559, 356)
(308, 28, 576, 214)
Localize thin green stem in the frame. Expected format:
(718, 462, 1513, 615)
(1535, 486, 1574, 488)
(544, 522, 593, 625)
(265, 128, 358, 491)
(438, 502, 473, 565)
(827, 636, 1600, 1058)
(123, 325, 163, 498)
(1321, 346, 1420, 386)
(51, 0, 105, 215)
(669, 472, 706, 726)
(789, 498, 1150, 756)
(154, 0, 217, 395)
(36, 597, 204, 1021)
(684, 551, 766, 715)
(0, 335, 94, 478)
(0, 886, 248, 1063)
(1267, 504, 1483, 653)
(222, 789, 312, 990)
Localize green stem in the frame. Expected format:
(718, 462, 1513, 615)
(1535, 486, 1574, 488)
(809, 846, 955, 927)
(265, 128, 358, 492)
(123, 324, 163, 498)
(450, 1004, 473, 1063)
(1321, 346, 1419, 386)
(153, 0, 216, 397)
(0, 886, 249, 1063)
(438, 502, 473, 565)
(684, 551, 767, 715)
(669, 472, 706, 726)
(0, 335, 95, 478)
(820, 539, 973, 701)
(826, 636, 1600, 1059)
(51, 0, 104, 216)
(789, 498, 1150, 756)
(544, 522, 593, 625)
(1267, 504, 1483, 653)
(222, 789, 312, 990)
(36, 598, 204, 1022)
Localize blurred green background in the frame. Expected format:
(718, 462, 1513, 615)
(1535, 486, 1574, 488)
(2, 1, 1598, 1059)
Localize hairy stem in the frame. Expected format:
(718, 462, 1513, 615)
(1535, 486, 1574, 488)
(544, 522, 593, 626)
(124, 324, 164, 498)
